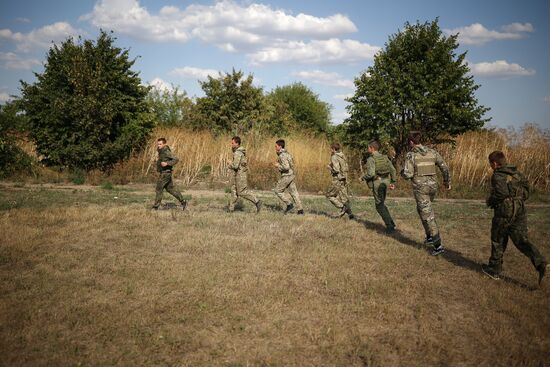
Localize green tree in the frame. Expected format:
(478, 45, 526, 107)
(146, 85, 195, 127)
(20, 31, 153, 170)
(194, 69, 269, 135)
(0, 100, 32, 177)
(268, 83, 331, 134)
(344, 19, 490, 158)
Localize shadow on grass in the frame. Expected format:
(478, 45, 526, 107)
(263, 203, 285, 213)
(350, 216, 534, 290)
(306, 208, 339, 219)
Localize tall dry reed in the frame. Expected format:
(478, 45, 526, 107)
(15, 125, 550, 194)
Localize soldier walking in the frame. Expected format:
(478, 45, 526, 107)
(152, 138, 187, 210)
(273, 139, 304, 214)
(326, 142, 353, 218)
(362, 140, 396, 233)
(481, 151, 547, 285)
(228, 136, 262, 213)
(401, 131, 450, 255)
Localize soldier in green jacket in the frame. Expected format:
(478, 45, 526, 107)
(326, 142, 354, 218)
(273, 139, 304, 214)
(362, 140, 396, 233)
(481, 151, 547, 285)
(401, 131, 450, 255)
(228, 136, 262, 213)
(152, 138, 187, 210)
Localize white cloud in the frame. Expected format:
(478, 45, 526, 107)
(543, 95, 550, 102)
(0, 51, 41, 70)
(292, 70, 354, 89)
(469, 60, 535, 78)
(501, 22, 534, 33)
(82, 0, 357, 49)
(15, 17, 31, 23)
(0, 92, 13, 104)
(170, 66, 219, 81)
(249, 39, 379, 65)
(333, 93, 353, 100)
(0, 22, 81, 52)
(444, 22, 534, 45)
(81, 0, 372, 65)
(147, 77, 174, 92)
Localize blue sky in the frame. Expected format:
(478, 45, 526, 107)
(1, 0, 549, 129)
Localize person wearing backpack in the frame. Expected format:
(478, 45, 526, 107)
(362, 140, 396, 233)
(401, 131, 451, 255)
(326, 142, 354, 219)
(482, 151, 547, 286)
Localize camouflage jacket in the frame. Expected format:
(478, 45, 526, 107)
(157, 146, 179, 173)
(363, 151, 396, 183)
(276, 149, 295, 176)
(230, 146, 248, 174)
(329, 151, 349, 181)
(487, 165, 529, 218)
(401, 145, 450, 187)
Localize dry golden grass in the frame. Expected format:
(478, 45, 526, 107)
(1, 185, 549, 366)
(15, 124, 550, 197)
(438, 125, 550, 192)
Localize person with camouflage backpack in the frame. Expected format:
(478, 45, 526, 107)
(401, 131, 451, 255)
(481, 151, 547, 286)
(326, 142, 354, 218)
(362, 140, 396, 233)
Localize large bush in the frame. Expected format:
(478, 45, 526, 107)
(20, 31, 153, 170)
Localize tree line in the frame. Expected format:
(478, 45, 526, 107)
(1, 19, 489, 176)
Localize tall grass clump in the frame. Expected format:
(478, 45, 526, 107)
(439, 124, 550, 192)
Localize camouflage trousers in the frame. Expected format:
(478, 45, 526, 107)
(274, 174, 303, 210)
(154, 172, 185, 207)
(230, 172, 258, 211)
(487, 215, 547, 274)
(413, 180, 439, 240)
(326, 178, 349, 209)
(369, 177, 395, 229)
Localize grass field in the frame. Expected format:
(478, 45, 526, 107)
(1, 183, 549, 366)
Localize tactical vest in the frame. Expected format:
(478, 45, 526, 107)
(414, 151, 437, 176)
(373, 154, 391, 176)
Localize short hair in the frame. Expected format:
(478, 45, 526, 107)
(157, 137, 167, 144)
(331, 142, 341, 151)
(232, 136, 241, 145)
(408, 131, 422, 145)
(275, 139, 285, 148)
(488, 151, 507, 166)
(368, 140, 380, 151)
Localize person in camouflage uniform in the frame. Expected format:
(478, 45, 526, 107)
(481, 151, 547, 286)
(273, 139, 304, 214)
(152, 138, 187, 210)
(362, 140, 396, 233)
(228, 136, 262, 213)
(326, 142, 354, 219)
(401, 131, 450, 255)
